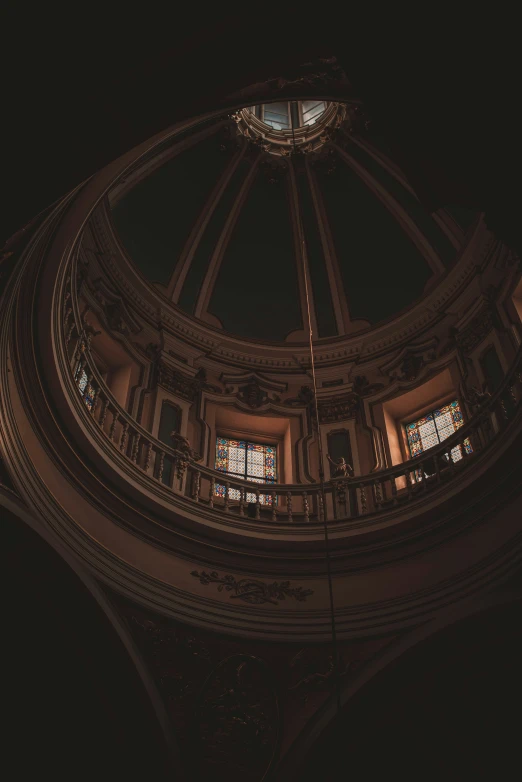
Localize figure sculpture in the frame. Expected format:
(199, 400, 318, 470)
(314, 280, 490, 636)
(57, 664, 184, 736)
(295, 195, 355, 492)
(326, 454, 354, 478)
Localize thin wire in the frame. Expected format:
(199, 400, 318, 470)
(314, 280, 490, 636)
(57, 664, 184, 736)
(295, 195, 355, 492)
(290, 101, 298, 154)
(296, 163, 341, 714)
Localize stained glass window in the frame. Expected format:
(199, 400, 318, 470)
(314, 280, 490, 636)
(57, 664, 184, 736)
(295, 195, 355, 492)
(215, 437, 277, 505)
(75, 364, 95, 411)
(405, 400, 472, 474)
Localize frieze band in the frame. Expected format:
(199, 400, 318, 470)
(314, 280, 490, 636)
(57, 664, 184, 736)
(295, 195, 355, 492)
(191, 570, 314, 605)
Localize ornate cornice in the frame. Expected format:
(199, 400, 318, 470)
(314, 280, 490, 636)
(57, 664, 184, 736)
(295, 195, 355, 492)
(317, 392, 359, 423)
(190, 570, 314, 605)
(89, 196, 496, 374)
(456, 305, 495, 354)
(157, 361, 201, 402)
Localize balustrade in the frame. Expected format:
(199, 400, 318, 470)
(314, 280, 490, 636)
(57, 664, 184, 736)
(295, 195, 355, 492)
(62, 283, 522, 528)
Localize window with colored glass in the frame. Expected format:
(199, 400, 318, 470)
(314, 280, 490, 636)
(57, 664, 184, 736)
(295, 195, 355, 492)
(75, 364, 95, 411)
(405, 399, 473, 468)
(215, 437, 277, 504)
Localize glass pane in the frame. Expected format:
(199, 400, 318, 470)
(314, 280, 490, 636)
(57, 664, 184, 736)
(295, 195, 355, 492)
(434, 409, 453, 430)
(228, 443, 246, 475)
(302, 100, 326, 126)
(263, 102, 290, 130)
(247, 443, 265, 477)
(215, 437, 246, 474)
(436, 425, 454, 442)
(264, 445, 276, 482)
(76, 367, 88, 392)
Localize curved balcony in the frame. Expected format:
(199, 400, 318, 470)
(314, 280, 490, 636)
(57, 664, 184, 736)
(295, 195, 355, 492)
(63, 274, 522, 531)
(4, 120, 522, 641)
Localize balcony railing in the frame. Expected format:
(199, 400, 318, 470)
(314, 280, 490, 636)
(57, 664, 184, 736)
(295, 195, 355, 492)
(63, 285, 522, 526)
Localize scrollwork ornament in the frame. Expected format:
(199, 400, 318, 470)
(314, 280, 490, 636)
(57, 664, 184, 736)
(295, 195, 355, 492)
(191, 570, 313, 605)
(193, 654, 281, 782)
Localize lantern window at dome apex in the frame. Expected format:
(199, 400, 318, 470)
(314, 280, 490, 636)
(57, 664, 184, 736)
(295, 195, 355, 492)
(248, 100, 327, 131)
(234, 100, 347, 156)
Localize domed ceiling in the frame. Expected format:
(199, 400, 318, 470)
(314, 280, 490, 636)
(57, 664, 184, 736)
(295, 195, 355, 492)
(109, 102, 477, 343)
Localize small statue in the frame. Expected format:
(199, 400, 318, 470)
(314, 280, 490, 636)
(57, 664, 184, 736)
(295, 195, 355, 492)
(326, 454, 354, 479)
(170, 432, 192, 454)
(169, 432, 201, 480)
(464, 383, 492, 411)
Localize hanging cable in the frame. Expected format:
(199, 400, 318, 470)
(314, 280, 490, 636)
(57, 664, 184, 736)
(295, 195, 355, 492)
(295, 156, 341, 714)
(290, 100, 298, 154)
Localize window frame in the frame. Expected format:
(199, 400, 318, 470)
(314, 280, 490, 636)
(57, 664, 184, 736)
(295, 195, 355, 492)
(300, 99, 327, 126)
(261, 101, 291, 131)
(215, 435, 278, 482)
(258, 100, 329, 132)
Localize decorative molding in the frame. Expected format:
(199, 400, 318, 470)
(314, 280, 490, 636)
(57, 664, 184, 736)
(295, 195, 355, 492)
(157, 362, 221, 402)
(191, 571, 314, 605)
(351, 375, 386, 397)
(219, 372, 286, 408)
(284, 385, 315, 407)
(288, 648, 357, 704)
(5, 101, 522, 653)
(75, 119, 499, 377)
(318, 392, 359, 423)
(86, 273, 143, 338)
(169, 432, 201, 481)
(236, 380, 282, 408)
(220, 371, 287, 393)
(379, 338, 439, 383)
(456, 306, 495, 354)
(157, 361, 200, 401)
(237, 380, 271, 408)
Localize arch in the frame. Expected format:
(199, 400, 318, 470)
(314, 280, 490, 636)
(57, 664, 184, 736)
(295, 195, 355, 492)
(277, 593, 522, 781)
(2, 490, 185, 781)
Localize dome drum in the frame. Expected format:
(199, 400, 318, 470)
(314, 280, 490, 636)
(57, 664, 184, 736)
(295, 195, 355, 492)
(2, 98, 522, 644)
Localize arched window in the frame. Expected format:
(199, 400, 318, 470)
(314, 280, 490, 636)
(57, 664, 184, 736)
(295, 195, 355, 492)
(215, 437, 277, 504)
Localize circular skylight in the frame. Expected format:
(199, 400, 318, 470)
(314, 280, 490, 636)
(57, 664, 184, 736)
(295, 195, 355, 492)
(249, 100, 327, 131)
(233, 100, 347, 156)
